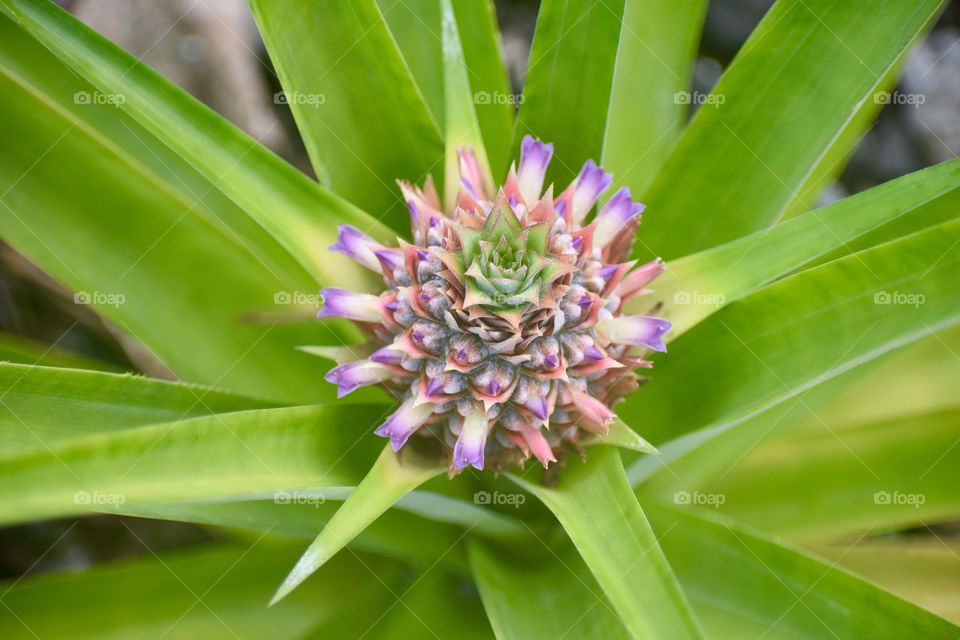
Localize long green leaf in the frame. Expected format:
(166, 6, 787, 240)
(440, 0, 493, 209)
(378, 0, 513, 177)
(602, 0, 706, 195)
(122, 498, 471, 574)
(250, 0, 444, 231)
(515, 0, 626, 186)
(450, 0, 513, 178)
(695, 408, 960, 542)
(645, 158, 960, 336)
(0, 40, 356, 402)
(0, 540, 403, 640)
(1, 0, 391, 285)
(0, 330, 122, 372)
(814, 538, 960, 624)
(0, 363, 265, 453)
(470, 538, 631, 639)
(0, 403, 389, 525)
(272, 446, 445, 604)
(644, 501, 960, 639)
(638, 0, 945, 260)
(625, 216, 960, 482)
(509, 446, 703, 639)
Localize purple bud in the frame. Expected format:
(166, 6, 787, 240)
(317, 288, 382, 322)
(570, 160, 612, 223)
(518, 136, 554, 203)
(601, 316, 672, 352)
(489, 380, 500, 395)
(595, 188, 645, 247)
(453, 409, 489, 470)
(578, 294, 592, 309)
(374, 249, 402, 272)
(572, 236, 583, 251)
(526, 395, 549, 420)
(371, 346, 403, 365)
(427, 377, 445, 396)
(374, 396, 434, 451)
(329, 225, 381, 272)
(583, 345, 604, 361)
(554, 200, 567, 216)
(600, 264, 619, 282)
(544, 354, 558, 369)
(324, 361, 391, 398)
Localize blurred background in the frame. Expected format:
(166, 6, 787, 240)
(2, 0, 959, 582)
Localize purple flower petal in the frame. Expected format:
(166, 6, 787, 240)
(324, 361, 391, 398)
(370, 346, 404, 365)
(525, 395, 549, 421)
(317, 288, 382, 322)
(329, 225, 382, 272)
(374, 396, 434, 451)
(600, 316, 672, 352)
(453, 408, 490, 470)
(595, 188, 645, 247)
(518, 136, 554, 203)
(570, 160, 612, 223)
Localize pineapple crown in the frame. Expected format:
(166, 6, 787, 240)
(317, 137, 669, 474)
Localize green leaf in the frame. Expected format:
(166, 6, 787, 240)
(249, 0, 444, 231)
(121, 498, 472, 574)
(695, 408, 960, 542)
(515, 0, 626, 186)
(1, 0, 390, 286)
(645, 157, 960, 336)
(272, 446, 445, 604)
(0, 363, 266, 453)
(584, 416, 658, 454)
(0, 31, 358, 402)
(308, 568, 494, 639)
(814, 538, 960, 625)
(0, 540, 404, 640)
(440, 0, 493, 210)
(509, 447, 703, 639)
(470, 538, 632, 639)
(0, 330, 122, 372)
(0, 403, 389, 525)
(638, 0, 945, 260)
(644, 501, 960, 639)
(602, 0, 707, 195)
(450, 0, 514, 177)
(624, 217, 960, 482)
